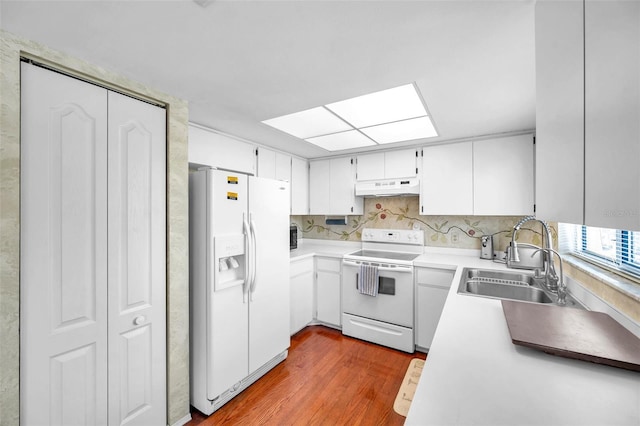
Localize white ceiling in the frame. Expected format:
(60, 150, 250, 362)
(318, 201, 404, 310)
(1, 0, 536, 159)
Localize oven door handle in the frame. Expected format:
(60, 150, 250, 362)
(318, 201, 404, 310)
(342, 259, 413, 273)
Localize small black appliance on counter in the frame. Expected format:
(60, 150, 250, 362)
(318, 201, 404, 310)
(290, 225, 298, 250)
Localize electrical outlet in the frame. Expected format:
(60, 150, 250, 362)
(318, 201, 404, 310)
(451, 232, 459, 243)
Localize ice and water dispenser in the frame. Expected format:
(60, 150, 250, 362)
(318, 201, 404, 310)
(213, 234, 246, 291)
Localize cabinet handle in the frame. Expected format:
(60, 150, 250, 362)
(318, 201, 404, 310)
(133, 316, 146, 326)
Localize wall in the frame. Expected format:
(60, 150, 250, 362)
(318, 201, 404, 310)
(0, 31, 190, 426)
(291, 196, 551, 251)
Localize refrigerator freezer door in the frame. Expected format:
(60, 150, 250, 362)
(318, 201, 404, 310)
(248, 177, 291, 374)
(205, 169, 250, 400)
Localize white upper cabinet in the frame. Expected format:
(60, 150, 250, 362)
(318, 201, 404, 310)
(535, 0, 640, 231)
(473, 134, 534, 216)
(188, 125, 256, 175)
(420, 142, 473, 216)
(385, 149, 419, 179)
(356, 149, 417, 181)
(256, 146, 276, 179)
(275, 152, 291, 182)
(356, 152, 385, 181)
(535, 0, 584, 225)
(291, 156, 309, 215)
(257, 146, 291, 182)
(309, 157, 362, 215)
(420, 136, 533, 216)
(584, 0, 640, 231)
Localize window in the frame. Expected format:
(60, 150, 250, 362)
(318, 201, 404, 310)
(560, 223, 640, 279)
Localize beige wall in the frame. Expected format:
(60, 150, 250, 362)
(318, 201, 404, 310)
(0, 30, 190, 425)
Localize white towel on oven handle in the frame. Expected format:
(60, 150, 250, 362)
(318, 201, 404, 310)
(358, 263, 379, 297)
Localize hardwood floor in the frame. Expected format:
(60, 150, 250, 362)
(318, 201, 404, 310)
(187, 326, 427, 426)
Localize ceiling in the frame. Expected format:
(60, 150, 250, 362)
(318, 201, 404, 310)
(0, 0, 536, 159)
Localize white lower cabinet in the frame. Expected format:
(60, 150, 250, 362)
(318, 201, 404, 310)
(315, 256, 342, 327)
(415, 267, 455, 351)
(290, 257, 314, 335)
(20, 63, 166, 425)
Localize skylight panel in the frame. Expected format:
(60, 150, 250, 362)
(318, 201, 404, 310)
(305, 130, 375, 151)
(325, 84, 427, 128)
(261, 82, 438, 151)
(360, 116, 438, 144)
(262, 106, 351, 139)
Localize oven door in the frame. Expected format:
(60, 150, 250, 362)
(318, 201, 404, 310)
(341, 258, 414, 327)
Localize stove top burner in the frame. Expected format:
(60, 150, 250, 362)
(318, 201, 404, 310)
(346, 250, 421, 262)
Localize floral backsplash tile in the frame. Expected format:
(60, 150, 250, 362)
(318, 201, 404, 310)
(291, 196, 556, 251)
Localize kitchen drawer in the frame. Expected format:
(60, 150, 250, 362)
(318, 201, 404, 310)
(290, 257, 313, 277)
(342, 313, 414, 353)
(316, 257, 341, 273)
(416, 267, 455, 288)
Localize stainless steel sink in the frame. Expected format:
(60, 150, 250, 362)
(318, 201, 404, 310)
(465, 280, 553, 303)
(458, 268, 585, 308)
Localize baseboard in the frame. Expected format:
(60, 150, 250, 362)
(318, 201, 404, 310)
(169, 413, 192, 426)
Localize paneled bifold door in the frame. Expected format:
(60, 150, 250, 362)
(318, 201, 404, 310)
(20, 62, 166, 425)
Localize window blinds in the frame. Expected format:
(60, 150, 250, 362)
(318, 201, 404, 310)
(559, 222, 640, 277)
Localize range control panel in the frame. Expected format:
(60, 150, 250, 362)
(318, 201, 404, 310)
(361, 228, 424, 245)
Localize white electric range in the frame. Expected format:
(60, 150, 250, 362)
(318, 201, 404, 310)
(342, 228, 424, 352)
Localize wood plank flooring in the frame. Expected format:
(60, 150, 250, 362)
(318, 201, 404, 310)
(187, 325, 427, 426)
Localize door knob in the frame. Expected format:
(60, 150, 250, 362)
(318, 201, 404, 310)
(133, 316, 146, 326)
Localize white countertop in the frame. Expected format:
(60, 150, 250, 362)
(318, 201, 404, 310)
(289, 239, 360, 260)
(406, 254, 640, 426)
(290, 240, 640, 425)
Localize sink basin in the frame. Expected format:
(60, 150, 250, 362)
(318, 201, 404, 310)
(465, 280, 553, 303)
(458, 268, 585, 308)
(466, 268, 537, 286)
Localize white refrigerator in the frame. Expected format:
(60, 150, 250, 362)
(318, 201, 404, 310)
(189, 167, 290, 415)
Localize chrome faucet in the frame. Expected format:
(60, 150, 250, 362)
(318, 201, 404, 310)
(531, 248, 566, 305)
(508, 216, 559, 291)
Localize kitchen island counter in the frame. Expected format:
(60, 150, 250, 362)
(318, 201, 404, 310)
(407, 252, 640, 426)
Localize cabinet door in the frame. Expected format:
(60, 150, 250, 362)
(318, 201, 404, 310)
(585, 0, 640, 231)
(257, 146, 276, 179)
(290, 259, 314, 335)
(535, 0, 584, 225)
(421, 142, 473, 215)
(275, 152, 292, 182)
(356, 152, 385, 181)
(309, 159, 331, 214)
(189, 125, 256, 175)
(316, 270, 341, 326)
(416, 285, 449, 350)
(473, 134, 534, 216)
(385, 149, 418, 179)
(330, 157, 362, 215)
(415, 267, 454, 350)
(315, 257, 342, 327)
(291, 157, 309, 215)
(107, 92, 167, 426)
(20, 62, 109, 426)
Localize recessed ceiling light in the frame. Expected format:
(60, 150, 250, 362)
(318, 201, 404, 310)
(305, 130, 375, 151)
(360, 116, 438, 144)
(325, 84, 427, 128)
(261, 83, 438, 151)
(262, 106, 352, 139)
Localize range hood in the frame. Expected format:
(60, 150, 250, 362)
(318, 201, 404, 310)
(355, 178, 420, 197)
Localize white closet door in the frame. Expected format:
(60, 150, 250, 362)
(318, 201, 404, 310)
(107, 92, 166, 426)
(20, 62, 109, 425)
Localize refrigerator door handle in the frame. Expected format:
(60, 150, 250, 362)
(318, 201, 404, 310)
(249, 214, 258, 300)
(242, 213, 251, 303)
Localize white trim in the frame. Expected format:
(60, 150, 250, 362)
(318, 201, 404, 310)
(169, 413, 192, 426)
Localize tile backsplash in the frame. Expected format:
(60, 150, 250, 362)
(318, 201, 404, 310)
(291, 196, 554, 251)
